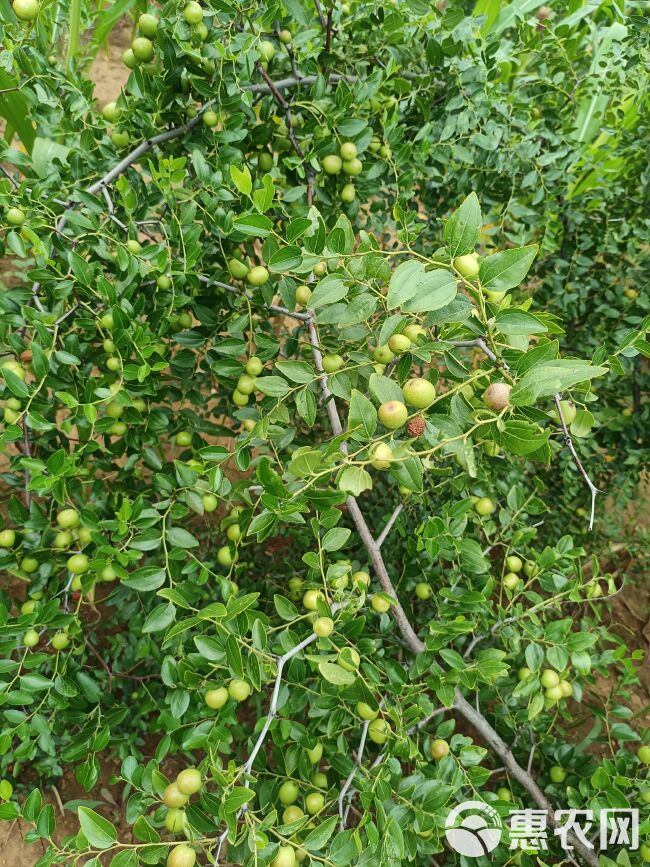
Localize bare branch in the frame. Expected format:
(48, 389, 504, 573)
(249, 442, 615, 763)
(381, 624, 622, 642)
(376, 503, 403, 549)
(553, 393, 601, 530)
(255, 62, 304, 160)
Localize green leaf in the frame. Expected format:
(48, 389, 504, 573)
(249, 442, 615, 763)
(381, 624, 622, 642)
(494, 309, 548, 335)
(142, 603, 176, 633)
(444, 192, 482, 258)
(303, 815, 338, 851)
(497, 421, 549, 456)
(322, 527, 351, 552)
(309, 276, 348, 309)
(318, 662, 356, 686)
(479, 245, 538, 292)
(338, 465, 373, 496)
(510, 360, 608, 406)
(402, 268, 457, 313)
(269, 245, 302, 271)
(223, 786, 256, 814)
(275, 361, 314, 383)
(230, 164, 252, 196)
(386, 260, 424, 309)
(78, 806, 117, 849)
(347, 389, 377, 441)
(233, 213, 273, 236)
(167, 527, 199, 548)
(256, 376, 290, 397)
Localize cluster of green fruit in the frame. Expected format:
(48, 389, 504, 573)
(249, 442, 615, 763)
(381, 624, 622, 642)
(322, 142, 363, 202)
(162, 767, 203, 867)
(500, 553, 538, 591)
(122, 12, 159, 70)
(518, 667, 574, 705)
(204, 677, 251, 708)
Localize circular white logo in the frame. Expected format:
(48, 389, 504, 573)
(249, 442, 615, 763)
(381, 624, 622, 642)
(445, 800, 503, 857)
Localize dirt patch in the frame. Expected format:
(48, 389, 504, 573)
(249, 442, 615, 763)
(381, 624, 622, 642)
(88, 21, 132, 109)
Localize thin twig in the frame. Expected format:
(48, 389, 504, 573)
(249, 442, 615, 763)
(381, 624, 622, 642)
(325, 9, 333, 51)
(255, 62, 304, 159)
(313, 0, 326, 28)
(22, 425, 31, 508)
(553, 393, 601, 531)
(376, 503, 403, 549)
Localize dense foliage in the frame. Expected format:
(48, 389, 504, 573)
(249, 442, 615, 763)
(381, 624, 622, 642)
(0, 1, 648, 866)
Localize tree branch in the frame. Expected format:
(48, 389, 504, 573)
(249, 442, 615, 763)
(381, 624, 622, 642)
(376, 503, 403, 549)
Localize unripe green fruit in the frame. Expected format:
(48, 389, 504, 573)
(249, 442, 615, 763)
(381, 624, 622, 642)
(258, 151, 273, 171)
(232, 389, 248, 406)
(313, 616, 334, 637)
(518, 667, 531, 680)
(138, 12, 158, 36)
(560, 680, 573, 697)
(368, 718, 391, 744)
(202, 109, 218, 128)
(237, 374, 256, 395)
(126, 239, 142, 255)
(639, 788, 650, 804)
(322, 155, 343, 175)
(23, 628, 39, 647)
(357, 701, 378, 720)
(165, 807, 185, 833)
(352, 570, 370, 587)
(176, 768, 202, 795)
(156, 274, 171, 290)
(339, 142, 357, 161)
(369, 138, 381, 152)
(100, 314, 115, 332)
(0, 359, 25, 380)
(431, 738, 450, 759)
(474, 497, 496, 516)
(637, 746, 650, 764)
(540, 669, 560, 689)
(303, 589, 324, 611)
(78, 527, 92, 545)
(51, 632, 70, 650)
(342, 157, 362, 176)
(7, 206, 27, 227)
(340, 183, 355, 203)
(414, 582, 431, 600)
(278, 29, 292, 44)
(387, 333, 411, 354)
(246, 265, 269, 286)
(496, 787, 512, 802)
(505, 555, 523, 573)
(368, 442, 393, 469)
(259, 40, 275, 61)
(557, 400, 577, 425)
(0, 529, 16, 547)
(101, 565, 117, 582)
(228, 258, 249, 279)
(282, 805, 304, 823)
(246, 356, 263, 376)
(454, 254, 480, 280)
(217, 545, 235, 567)
(641, 843, 650, 863)
(226, 523, 241, 542)
(111, 130, 130, 148)
(21, 600, 36, 614)
(305, 792, 325, 814)
(106, 401, 123, 419)
(57, 508, 79, 529)
(524, 561, 540, 578)
(279, 780, 299, 805)
(313, 262, 327, 276)
(202, 494, 218, 512)
(228, 678, 251, 701)
(21, 556, 38, 573)
(167, 844, 196, 867)
(322, 353, 344, 373)
(503, 573, 520, 590)
(378, 400, 408, 429)
(67, 553, 89, 574)
(403, 323, 425, 342)
(549, 766, 566, 783)
(306, 742, 322, 763)
(403, 378, 436, 409)
(131, 36, 154, 61)
(312, 771, 327, 789)
(373, 345, 394, 364)
(337, 647, 360, 672)
(295, 285, 311, 306)
(546, 685, 564, 702)
(272, 846, 296, 867)
(163, 783, 189, 808)
(122, 48, 138, 69)
(176, 431, 192, 446)
(12, 0, 39, 20)
(182, 1, 203, 24)
(205, 687, 228, 709)
(371, 594, 391, 613)
(483, 383, 511, 412)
